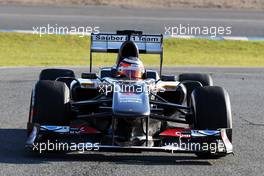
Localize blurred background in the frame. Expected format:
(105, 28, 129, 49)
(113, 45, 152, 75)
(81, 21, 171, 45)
(0, 0, 263, 9)
(0, 0, 263, 67)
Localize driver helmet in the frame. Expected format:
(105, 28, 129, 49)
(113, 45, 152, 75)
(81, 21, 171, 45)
(117, 57, 145, 80)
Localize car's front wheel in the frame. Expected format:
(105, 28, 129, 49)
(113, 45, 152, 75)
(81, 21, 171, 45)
(28, 80, 71, 131)
(190, 86, 232, 158)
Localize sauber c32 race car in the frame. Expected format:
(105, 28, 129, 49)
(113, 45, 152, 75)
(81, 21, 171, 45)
(26, 30, 233, 157)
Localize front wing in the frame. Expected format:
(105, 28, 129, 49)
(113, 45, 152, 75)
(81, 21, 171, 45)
(26, 124, 233, 155)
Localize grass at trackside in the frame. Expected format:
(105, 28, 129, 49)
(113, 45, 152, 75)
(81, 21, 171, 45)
(0, 32, 264, 67)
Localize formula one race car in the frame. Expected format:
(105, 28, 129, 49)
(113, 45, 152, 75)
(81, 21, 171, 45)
(26, 30, 233, 157)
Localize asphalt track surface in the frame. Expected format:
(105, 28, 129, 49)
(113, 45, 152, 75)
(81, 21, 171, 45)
(0, 66, 263, 176)
(0, 5, 264, 36)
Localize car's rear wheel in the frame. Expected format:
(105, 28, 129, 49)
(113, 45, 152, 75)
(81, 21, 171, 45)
(190, 86, 232, 158)
(28, 80, 71, 128)
(178, 73, 213, 105)
(39, 68, 75, 80)
(178, 73, 213, 86)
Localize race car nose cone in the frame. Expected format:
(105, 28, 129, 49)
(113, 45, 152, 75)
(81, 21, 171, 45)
(112, 83, 150, 117)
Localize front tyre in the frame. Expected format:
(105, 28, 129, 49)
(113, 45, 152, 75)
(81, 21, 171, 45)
(190, 86, 232, 158)
(28, 80, 71, 127)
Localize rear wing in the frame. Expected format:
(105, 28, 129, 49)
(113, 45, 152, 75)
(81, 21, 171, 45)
(90, 31, 164, 75)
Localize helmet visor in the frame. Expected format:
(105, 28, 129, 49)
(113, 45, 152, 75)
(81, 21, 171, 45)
(118, 66, 144, 79)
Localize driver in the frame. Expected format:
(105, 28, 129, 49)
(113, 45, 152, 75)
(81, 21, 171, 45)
(116, 57, 145, 80)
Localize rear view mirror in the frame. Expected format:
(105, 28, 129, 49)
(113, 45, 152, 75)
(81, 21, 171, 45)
(81, 73, 98, 79)
(161, 75, 176, 81)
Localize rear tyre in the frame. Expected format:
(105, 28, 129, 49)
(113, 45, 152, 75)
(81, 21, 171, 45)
(191, 86, 232, 158)
(178, 73, 213, 86)
(39, 68, 75, 81)
(29, 80, 71, 126)
(182, 81, 202, 106)
(178, 73, 213, 105)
